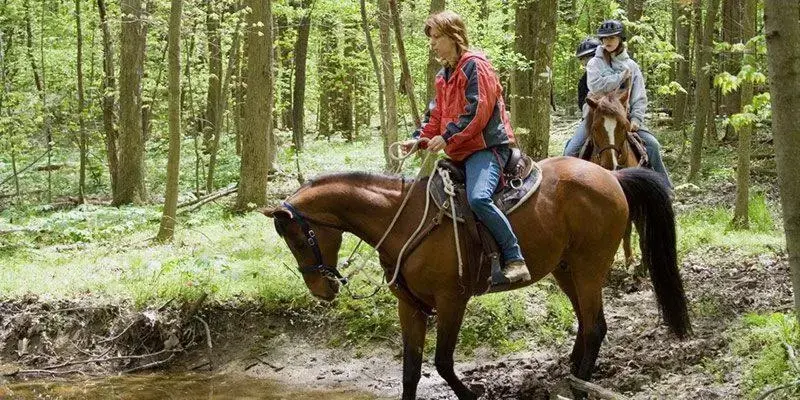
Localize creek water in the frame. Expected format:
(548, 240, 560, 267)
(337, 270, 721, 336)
(0, 372, 381, 399)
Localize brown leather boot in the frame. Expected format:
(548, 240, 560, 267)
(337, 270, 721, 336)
(501, 260, 531, 283)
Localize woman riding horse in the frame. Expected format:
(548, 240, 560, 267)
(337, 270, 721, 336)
(565, 20, 671, 185)
(401, 11, 529, 287)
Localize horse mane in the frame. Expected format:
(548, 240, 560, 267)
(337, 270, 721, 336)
(304, 171, 406, 188)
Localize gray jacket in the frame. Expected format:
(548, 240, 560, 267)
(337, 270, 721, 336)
(584, 46, 648, 129)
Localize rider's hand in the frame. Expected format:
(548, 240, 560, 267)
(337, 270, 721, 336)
(629, 120, 640, 132)
(620, 68, 632, 83)
(427, 136, 446, 153)
(400, 139, 418, 152)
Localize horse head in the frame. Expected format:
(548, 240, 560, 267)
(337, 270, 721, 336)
(585, 78, 631, 170)
(261, 202, 345, 301)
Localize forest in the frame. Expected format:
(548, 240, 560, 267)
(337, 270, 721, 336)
(0, 0, 799, 399)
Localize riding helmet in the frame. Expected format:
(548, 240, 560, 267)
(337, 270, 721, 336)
(597, 19, 626, 40)
(575, 37, 601, 58)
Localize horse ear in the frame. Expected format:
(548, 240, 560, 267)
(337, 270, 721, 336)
(259, 206, 293, 220)
(586, 97, 598, 109)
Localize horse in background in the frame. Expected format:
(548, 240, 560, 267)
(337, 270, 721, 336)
(585, 81, 650, 271)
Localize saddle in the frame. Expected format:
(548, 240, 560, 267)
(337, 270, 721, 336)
(579, 131, 650, 166)
(427, 147, 543, 295)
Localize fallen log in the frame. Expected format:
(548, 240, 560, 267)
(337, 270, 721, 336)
(567, 375, 630, 400)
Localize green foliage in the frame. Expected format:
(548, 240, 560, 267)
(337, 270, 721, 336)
(459, 291, 532, 355)
(677, 193, 781, 255)
(731, 313, 800, 399)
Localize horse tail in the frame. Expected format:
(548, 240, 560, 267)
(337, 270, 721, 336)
(613, 168, 691, 338)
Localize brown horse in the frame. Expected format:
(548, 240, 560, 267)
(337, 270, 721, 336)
(585, 84, 646, 269)
(262, 157, 689, 400)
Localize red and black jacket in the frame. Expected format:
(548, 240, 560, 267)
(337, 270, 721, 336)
(414, 52, 515, 162)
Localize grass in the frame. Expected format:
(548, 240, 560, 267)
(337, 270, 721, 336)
(730, 313, 800, 399)
(676, 192, 783, 256)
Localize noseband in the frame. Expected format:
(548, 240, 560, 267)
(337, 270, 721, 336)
(281, 202, 349, 285)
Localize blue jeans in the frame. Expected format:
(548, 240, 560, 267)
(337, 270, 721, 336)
(464, 147, 524, 264)
(563, 119, 588, 157)
(563, 120, 671, 185)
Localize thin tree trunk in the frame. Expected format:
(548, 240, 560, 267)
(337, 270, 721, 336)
(97, 0, 119, 198)
(378, 0, 398, 170)
(360, 0, 388, 169)
(115, 0, 148, 205)
(687, 0, 719, 183)
(721, 0, 742, 140)
(511, 0, 557, 159)
(292, 1, 312, 152)
(764, 0, 800, 322)
(76, 0, 86, 203)
(39, 0, 51, 202)
(673, 0, 691, 128)
(732, 0, 755, 228)
(203, 0, 223, 193)
(235, 0, 273, 210)
(0, 29, 20, 197)
(388, 0, 420, 127)
(425, 0, 444, 102)
(157, 0, 183, 242)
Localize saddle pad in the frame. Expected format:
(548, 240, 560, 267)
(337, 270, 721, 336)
(429, 161, 543, 223)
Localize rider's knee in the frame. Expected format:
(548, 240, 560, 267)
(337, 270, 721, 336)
(467, 194, 491, 212)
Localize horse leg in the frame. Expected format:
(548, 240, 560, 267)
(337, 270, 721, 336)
(552, 268, 584, 375)
(398, 299, 428, 400)
(571, 277, 608, 399)
(434, 299, 476, 400)
(623, 222, 634, 270)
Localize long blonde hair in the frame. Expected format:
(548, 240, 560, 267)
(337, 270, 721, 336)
(424, 11, 470, 65)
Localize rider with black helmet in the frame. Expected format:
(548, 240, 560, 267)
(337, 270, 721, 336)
(564, 20, 671, 185)
(575, 37, 601, 111)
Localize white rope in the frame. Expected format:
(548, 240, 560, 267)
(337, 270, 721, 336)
(387, 159, 435, 286)
(345, 146, 432, 287)
(437, 167, 464, 278)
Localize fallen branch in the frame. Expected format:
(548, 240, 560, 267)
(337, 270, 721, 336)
(177, 185, 237, 211)
(40, 348, 180, 370)
(0, 149, 51, 188)
(567, 375, 630, 400)
(755, 379, 800, 400)
(194, 315, 213, 370)
(121, 354, 176, 374)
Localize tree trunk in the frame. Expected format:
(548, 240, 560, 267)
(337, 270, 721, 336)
(764, 0, 800, 322)
(511, 0, 556, 160)
(378, 0, 398, 169)
(626, 0, 645, 59)
(673, 0, 692, 128)
(203, 0, 223, 193)
(115, 0, 148, 205)
(360, 0, 389, 169)
(721, 0, 742, 140)
(425, 0, 445, 102)
(75, 0, 86, 203)
(292, 1, 312, 152)
(388, 0, 420, 128)
(687, 0, 719, 183)
(732, 0, 756, 228)
(157, 0, 183, 242)
(97, 0, 119, 198)
(235, 0, 273, 210)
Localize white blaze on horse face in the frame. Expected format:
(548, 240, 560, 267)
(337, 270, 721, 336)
(603, 116, 619, 169)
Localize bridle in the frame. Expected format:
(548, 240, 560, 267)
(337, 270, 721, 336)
(281, 202, 349, 285)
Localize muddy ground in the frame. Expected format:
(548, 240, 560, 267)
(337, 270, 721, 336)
(0, 244, 790, 399)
